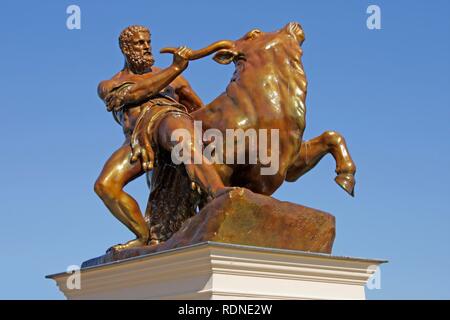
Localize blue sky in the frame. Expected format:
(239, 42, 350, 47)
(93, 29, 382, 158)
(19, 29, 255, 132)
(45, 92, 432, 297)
(0, 0, 449, 299)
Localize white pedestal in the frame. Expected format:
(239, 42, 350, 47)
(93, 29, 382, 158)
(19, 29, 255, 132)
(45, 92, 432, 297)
(47, 242, 385, 300)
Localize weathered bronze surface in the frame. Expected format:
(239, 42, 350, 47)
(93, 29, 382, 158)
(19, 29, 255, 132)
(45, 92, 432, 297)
(92, 22, 356, 259)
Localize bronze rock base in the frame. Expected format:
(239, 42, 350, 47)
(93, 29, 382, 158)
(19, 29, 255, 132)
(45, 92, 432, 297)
(82, 188, 335, 268)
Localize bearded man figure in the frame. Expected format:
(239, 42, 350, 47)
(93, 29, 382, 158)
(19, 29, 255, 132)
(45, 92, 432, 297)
(95, 25, 226, 252)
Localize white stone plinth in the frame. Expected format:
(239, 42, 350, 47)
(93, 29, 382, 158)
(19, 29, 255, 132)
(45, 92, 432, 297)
(47, 242, 385, 300)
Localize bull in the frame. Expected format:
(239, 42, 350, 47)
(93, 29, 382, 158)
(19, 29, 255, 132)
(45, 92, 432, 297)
(160, 22, 356, 196)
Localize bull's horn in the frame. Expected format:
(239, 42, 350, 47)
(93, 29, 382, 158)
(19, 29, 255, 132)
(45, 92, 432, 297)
(160, 40, 234, 60)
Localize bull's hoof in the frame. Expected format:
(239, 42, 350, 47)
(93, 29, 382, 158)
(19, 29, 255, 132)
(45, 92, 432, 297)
(335, 173, 355, 197)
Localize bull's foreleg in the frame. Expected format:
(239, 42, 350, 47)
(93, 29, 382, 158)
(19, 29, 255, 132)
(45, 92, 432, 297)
(285, 131, 356, 196)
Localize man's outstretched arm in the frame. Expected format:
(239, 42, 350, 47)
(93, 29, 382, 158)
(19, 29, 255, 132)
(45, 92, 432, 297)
(103, 46, 192, 111)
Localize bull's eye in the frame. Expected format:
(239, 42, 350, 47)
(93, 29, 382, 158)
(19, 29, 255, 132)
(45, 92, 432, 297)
(246, 29, 262, 40)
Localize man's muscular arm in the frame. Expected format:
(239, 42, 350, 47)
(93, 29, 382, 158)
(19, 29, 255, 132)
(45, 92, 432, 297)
(98, 78, 125, 111)
(173, 75, 204, 113)
(100, 46, 192, 111)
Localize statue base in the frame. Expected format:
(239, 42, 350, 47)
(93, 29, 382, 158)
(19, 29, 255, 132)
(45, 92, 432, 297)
(47, 242, 385, 300)
(81, 188, 337, 268)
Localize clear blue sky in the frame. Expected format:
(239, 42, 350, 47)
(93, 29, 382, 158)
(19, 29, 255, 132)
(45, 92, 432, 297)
(0, 0, 449, 299)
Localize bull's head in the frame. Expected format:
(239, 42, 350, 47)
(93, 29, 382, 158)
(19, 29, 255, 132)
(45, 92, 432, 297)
(212, 22, 305, 65)
(160, 22, 305, 65)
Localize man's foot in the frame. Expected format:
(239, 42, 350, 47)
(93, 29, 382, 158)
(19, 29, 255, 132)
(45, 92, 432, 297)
(107, 238, 148, 253)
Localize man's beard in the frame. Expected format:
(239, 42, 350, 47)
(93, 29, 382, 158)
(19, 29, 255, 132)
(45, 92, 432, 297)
(127, 52, 154, 74)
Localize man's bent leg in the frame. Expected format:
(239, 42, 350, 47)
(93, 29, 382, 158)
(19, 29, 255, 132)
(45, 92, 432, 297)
(94, 142, 149, 250)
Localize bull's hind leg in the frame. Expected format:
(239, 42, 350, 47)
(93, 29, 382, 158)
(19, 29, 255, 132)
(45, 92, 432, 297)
(285, 131, 356, 196)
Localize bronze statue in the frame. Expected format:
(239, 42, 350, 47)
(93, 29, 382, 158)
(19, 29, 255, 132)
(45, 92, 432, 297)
(93, 22, 356, 259)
